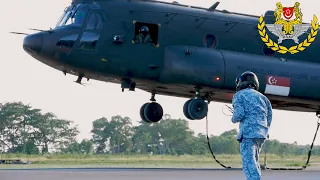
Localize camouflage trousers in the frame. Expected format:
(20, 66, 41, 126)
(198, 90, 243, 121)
(240, 138, 265, 180)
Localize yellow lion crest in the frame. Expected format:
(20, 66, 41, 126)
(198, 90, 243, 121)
(258, 2, 319, 54)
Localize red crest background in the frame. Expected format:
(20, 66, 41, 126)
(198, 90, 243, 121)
(283, 7, 294, 19)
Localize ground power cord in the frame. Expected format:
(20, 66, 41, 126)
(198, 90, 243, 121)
(205, 103, 320, 171)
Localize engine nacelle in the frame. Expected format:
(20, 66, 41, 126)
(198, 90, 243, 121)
(160, 45, 225, 88)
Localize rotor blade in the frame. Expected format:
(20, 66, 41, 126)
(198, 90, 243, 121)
(9, 32, 29, 35)
(208, 2, 220, 11)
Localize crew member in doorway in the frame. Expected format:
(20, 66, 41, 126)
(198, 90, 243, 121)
(231, 71, 273, 180)
(134, 26, 153, 44)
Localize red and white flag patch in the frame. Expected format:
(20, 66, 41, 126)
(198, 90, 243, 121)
(265, 75, 290, 96)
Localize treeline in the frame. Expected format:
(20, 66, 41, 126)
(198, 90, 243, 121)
(0, 102, 319, 156)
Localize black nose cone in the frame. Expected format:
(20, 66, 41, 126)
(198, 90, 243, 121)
(23, 33, 43, 54)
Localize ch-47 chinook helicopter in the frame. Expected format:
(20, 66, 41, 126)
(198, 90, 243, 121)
(20, 0, 320, 123)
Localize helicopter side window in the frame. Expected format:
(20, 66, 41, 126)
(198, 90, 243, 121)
(203, 34, 218, 48)
(79, 32, 100, 50)
(56, 34, 79, 48)
(56, 11, 71, 27)
(133, 22, 159, 46)
(56, 34, 79, 53)
(86, 13, 104, 30)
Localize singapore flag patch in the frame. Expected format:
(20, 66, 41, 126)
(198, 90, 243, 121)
(265, 75, 290, 96)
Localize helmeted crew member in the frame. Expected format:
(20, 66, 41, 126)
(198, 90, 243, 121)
(134, 26, 153, 44)
(231, 71, 273, 180)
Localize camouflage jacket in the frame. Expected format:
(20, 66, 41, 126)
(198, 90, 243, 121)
(231, 88, 273, 140)
(134, 34, 152, 44)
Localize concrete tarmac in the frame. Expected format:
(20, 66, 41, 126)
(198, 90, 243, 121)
(0, 167, 319, 180)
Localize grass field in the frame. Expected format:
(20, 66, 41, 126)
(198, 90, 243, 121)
(0, 154, 320, 169)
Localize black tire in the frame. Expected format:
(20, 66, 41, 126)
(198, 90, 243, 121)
(183, 99, 195, 120)
(140, 103, 151, 123)
(144, 102, 163, 123)
(187, 99, 208, 120)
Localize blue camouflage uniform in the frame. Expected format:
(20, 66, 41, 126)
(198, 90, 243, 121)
(232, 87, 272, 180)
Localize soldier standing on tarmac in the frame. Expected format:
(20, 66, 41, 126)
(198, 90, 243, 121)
(231, 71, 273, 180)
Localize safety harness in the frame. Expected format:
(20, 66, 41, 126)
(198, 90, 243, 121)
(205, 103, 320, 171)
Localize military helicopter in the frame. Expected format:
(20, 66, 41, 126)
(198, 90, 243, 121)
(19, 0, 320, 123)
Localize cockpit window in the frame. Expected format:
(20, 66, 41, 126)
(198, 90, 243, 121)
(65, 10, 88, 26)
(86, 14, 96, 30)
(56, 5, 73, 27)
(56, 4, 88, 28)
(86, 13, 104, 30)
(96, 14, 104, 30)
(56, 4, 78, 27)
(56, 11, 72, 27)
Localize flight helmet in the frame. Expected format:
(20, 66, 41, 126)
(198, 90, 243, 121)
(235, 71, 259, 92)
(139, 26, 149, 37)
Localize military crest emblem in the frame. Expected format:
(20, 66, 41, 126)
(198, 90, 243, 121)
(258, 2, 319, 54)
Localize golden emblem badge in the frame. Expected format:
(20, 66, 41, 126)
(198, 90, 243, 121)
(258, 2, 319, 54)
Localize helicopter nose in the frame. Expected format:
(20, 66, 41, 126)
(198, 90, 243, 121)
(23, 33, 43, 54)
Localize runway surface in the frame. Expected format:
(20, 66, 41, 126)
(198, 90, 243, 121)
(0, 167, 320, 180)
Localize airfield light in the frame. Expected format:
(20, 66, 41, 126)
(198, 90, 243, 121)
(216, 77, 220, 81)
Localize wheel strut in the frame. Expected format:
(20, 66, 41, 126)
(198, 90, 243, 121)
(150, 92, 156, 102)
(194, 87, 201, 98)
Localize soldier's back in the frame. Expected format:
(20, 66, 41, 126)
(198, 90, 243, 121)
(237, 88, 271, 139)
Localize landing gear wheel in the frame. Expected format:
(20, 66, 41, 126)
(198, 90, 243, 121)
(187, 99, 208, 120)
(140, 103, 151, 123)
(183, 99, 195, 120)
(141, 102, 163, 123)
